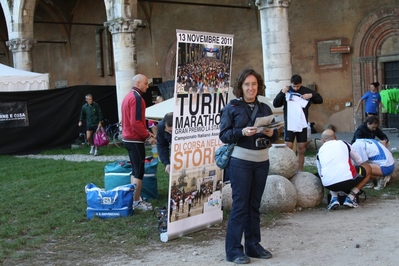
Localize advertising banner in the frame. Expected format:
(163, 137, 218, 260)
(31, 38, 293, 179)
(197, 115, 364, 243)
(166, 29, 234, 240)
(0, 102, 29, 128)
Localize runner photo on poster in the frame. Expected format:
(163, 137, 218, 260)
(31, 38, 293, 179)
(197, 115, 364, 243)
(166, 29, 234, 240)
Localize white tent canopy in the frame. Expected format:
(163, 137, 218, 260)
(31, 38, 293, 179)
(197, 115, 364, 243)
(145, 98, 174, 121)
(0, 63, 50, 91)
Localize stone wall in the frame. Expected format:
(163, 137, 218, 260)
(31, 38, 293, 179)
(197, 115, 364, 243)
(1, 0, 399, 131)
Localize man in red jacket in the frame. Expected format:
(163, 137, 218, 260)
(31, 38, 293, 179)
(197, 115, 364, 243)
(122, 74, 156, 211)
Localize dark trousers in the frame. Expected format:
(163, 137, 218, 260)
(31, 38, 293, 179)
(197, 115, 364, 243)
(225, 157, 270, 260)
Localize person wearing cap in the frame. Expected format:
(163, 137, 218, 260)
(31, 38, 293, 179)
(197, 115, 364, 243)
(355, 82, 384, 117)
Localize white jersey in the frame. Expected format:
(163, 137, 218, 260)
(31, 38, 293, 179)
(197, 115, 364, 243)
(316, 140, 363, 187)
(351, 139, 394, 167)
(285, 92, 308, 132)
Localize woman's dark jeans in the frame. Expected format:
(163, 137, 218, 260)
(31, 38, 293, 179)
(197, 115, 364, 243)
(225, 156, 270, 260)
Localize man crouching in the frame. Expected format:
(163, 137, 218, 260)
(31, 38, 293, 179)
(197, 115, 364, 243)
(316, 129, 374, 210)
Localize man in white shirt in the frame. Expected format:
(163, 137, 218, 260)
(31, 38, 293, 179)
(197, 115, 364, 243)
(351, 138, 394, 190)
(317, 129, 373, 210)
(273, 74, 323, 172)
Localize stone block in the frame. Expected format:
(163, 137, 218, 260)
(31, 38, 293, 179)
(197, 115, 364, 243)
(390, 161, 399, 181)
(222, 183, 232, 210)
(260, 175, 297, 213)
(306, 138, 323, 151)
(269, 146, 297, 178)
(291, 172, 324, 208)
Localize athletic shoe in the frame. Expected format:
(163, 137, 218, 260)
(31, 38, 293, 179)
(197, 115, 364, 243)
(94, 150, 98, 156)
(343, 196, 358, 208)
(374, 175, 391, 190)
(363, 181, 374, 189)
(133, 201, 152, 211)
(141, 200, 152, 209)
(327, 197, 340, 210)
(89, 146, 94, 154)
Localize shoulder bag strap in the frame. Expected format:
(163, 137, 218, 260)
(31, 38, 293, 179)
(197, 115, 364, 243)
(244, 104, 259, 126)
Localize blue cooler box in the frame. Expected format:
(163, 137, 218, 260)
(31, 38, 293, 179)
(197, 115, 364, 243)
(104, 159, 159, 200)
(85, 183, 135, 220)
(86, 207, 133, 220)
(141, 173, 159, 200)
(104, 161, 132, 190)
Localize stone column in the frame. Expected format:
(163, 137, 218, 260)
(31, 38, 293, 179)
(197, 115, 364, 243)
(104, 19, 143, 122)
(256, 0, 292, 100)
(6, 38, 36, 71)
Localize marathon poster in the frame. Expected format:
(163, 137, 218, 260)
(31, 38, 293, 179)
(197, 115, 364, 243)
(0, 102, 29, 128)
(166, 29, 233, 240)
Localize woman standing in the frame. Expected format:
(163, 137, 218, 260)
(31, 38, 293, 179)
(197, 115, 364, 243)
(219, 68, 278, 264)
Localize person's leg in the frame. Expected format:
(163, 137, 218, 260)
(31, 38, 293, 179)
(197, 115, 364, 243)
(225, 157, 253, 262)
(244, 160, 272, 259)
(132, 178, 143, 202)
(369, 163, 384, 177)
(296, 129, 308, 172)
(284, 130, 299, 171)
(86, 129, 94, 154)
(284, 130, 295, 150)
(296, 142, 306, 172)
(124, 142, 147, 204)
(285, 141, 293, 149)
(86, 130, 94, 145)
(353, 163, 372, 191)
(372, 164, 394, 190)
(339, 164, 371, 208)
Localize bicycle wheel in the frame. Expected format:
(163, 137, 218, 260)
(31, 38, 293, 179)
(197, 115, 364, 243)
(113, 130, 124, 148)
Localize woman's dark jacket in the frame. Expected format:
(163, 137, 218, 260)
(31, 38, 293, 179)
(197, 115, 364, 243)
(350, 122, 389, 144)
(219, 98, 278, 149)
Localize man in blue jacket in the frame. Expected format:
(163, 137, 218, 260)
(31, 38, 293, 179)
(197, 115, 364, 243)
(157, 112, 173, 174)
(351, 115, 388, 145)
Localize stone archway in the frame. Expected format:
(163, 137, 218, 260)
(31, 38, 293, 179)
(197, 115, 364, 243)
(163, 39, 177, 82)
(352, 5, 399, 127)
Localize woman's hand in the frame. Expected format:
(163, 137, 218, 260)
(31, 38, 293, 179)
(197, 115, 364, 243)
(242, 126, 257, 136)
(260, 127, 274, 137)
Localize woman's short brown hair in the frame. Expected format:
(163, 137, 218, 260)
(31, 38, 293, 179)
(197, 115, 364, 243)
(232, 68, 265, 98)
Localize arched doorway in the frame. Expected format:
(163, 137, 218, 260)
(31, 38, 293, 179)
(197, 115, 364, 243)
(352, 5, 399, 128)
